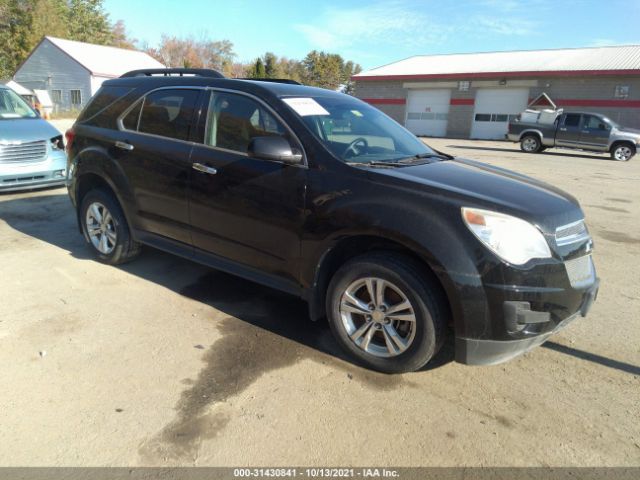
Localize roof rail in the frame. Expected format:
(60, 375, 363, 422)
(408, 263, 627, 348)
(120, 68, 225, 78)
(241, 78, 302, 85)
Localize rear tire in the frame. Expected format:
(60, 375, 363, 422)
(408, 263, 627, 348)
(520, 135, 542, 153)
(326, 252, 447, 373)
(610, 143, 635, 162)
(80, 189, 141, 265)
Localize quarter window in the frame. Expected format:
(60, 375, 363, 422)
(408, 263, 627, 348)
(122, 99, 143, 131)
(137, 89, 200, 141)
(204, 91, 289, 153)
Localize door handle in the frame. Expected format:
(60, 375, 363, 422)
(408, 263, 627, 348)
(559, 128, 567, 132)
(115, 141, 134, 151)
(192, 163, 217, 175)
(581, 130, 590, 134)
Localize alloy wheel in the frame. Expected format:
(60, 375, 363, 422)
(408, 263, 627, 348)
(614, 146, 632, 161)
(85, 202, 117, 255)
(339, 277, 418, 358)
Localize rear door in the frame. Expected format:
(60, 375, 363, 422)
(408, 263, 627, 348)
(555, 113, 582, 146)
(187, 89, 307, 289)
(114, 87, 202, 244)
(579, 114, 610, 150)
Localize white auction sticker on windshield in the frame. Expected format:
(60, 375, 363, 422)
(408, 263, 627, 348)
(283, 97, 330, 116)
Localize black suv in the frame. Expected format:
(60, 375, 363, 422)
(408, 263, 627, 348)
(66, 68, 599, 373)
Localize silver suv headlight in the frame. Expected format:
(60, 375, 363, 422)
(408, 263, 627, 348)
(461, 207, 552, 265)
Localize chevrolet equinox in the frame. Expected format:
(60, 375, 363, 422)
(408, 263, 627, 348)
(66, 69, 599, 373)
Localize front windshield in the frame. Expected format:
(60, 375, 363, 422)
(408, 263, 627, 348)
(285, 95, 436, 163)
(0, 88, 37, 119)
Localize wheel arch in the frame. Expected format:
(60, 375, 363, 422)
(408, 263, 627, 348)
(609, 139, 636, 153)
(74, 172, 133, 235)
(519, 129, 544, 142)
(307, 234, 457, 330)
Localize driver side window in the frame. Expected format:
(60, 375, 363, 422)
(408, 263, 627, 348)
(583, 115, 608, 130)
(204, 91, 290, 154)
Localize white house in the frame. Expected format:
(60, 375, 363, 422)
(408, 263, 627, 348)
(13, 36, 164, 112)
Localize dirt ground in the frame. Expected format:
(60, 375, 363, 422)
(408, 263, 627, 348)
(0, 131, 638, 467)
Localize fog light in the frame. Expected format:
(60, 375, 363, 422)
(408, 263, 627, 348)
(53, 169, 66, 178)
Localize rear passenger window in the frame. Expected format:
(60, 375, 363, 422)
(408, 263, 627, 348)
(564, 114, 581, 127)
(137, 89, 200, 141)
(204, 91, 287, 153)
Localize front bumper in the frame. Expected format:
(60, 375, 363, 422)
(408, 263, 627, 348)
(456, 277, 599, 365)
(0, 151, 67, 192)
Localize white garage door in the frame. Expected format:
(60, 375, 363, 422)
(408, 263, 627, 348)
(470, 88, 529, 139)
(405, 89, 451, 137)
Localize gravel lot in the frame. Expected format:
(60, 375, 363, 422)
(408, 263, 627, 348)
(0, 128, 639, 466)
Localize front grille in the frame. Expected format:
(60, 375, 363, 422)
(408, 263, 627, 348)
(0, 140, 48, 164)
(556, 220, 589, 246)
(565, 255, 595, 288)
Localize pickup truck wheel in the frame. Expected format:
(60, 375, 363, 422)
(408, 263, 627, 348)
(520, 135, 541, 153)
(611, 143, 635, 162)
(326, 253, 446, 373)
(80, 189, 141, 265)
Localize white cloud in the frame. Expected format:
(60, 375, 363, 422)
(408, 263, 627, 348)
(472, 15, 537, 36)
(294, 1, 450, 52)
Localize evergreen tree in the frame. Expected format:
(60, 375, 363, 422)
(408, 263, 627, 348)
(263, 52, 277, 78)
(251, 57, 266, 78)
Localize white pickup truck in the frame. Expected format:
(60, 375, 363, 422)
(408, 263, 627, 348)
(507, 109, 640, 161)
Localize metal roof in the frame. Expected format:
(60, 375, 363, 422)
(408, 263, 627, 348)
(45, 36, 165, 78)
(354, 45, 640, 80)
(0, 80, 33, 95)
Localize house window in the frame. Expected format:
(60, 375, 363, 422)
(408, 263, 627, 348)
(614, 85, 630, 99)
(70, 90, 82, 107)
(51, 90, 62, 105)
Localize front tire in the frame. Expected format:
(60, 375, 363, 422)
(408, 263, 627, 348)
(326, 253, 447, 373)
(611, 143, 635, 162)
(520, 135, 542, 153)
(80, 189, 141, 265)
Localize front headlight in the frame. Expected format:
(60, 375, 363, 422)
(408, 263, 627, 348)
(50, 135, 64, 150)
(461, 207, 552, 265)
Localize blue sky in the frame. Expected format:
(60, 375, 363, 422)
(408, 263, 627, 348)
(104, 0, 640, 71)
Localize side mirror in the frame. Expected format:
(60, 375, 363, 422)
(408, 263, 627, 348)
(247, 136, 303, 165)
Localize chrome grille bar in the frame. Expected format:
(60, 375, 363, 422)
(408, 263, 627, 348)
(556, 219, 589, 246)
(0, 140, 47, 164)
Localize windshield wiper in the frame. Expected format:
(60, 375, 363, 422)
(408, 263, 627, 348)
(346, 160, 412, 168)
(394, 152, 451, 163)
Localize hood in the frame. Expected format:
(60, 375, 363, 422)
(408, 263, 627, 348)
(0, 118, 61, 144)
(615, 126, 640, 136)
(370, 158, 582, 233)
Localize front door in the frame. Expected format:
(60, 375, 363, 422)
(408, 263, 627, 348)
(188, 90, 306, 288)
(115, 87, 202, 244)
(555, 113, 582, 147)
(579, 114, 611, 150)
